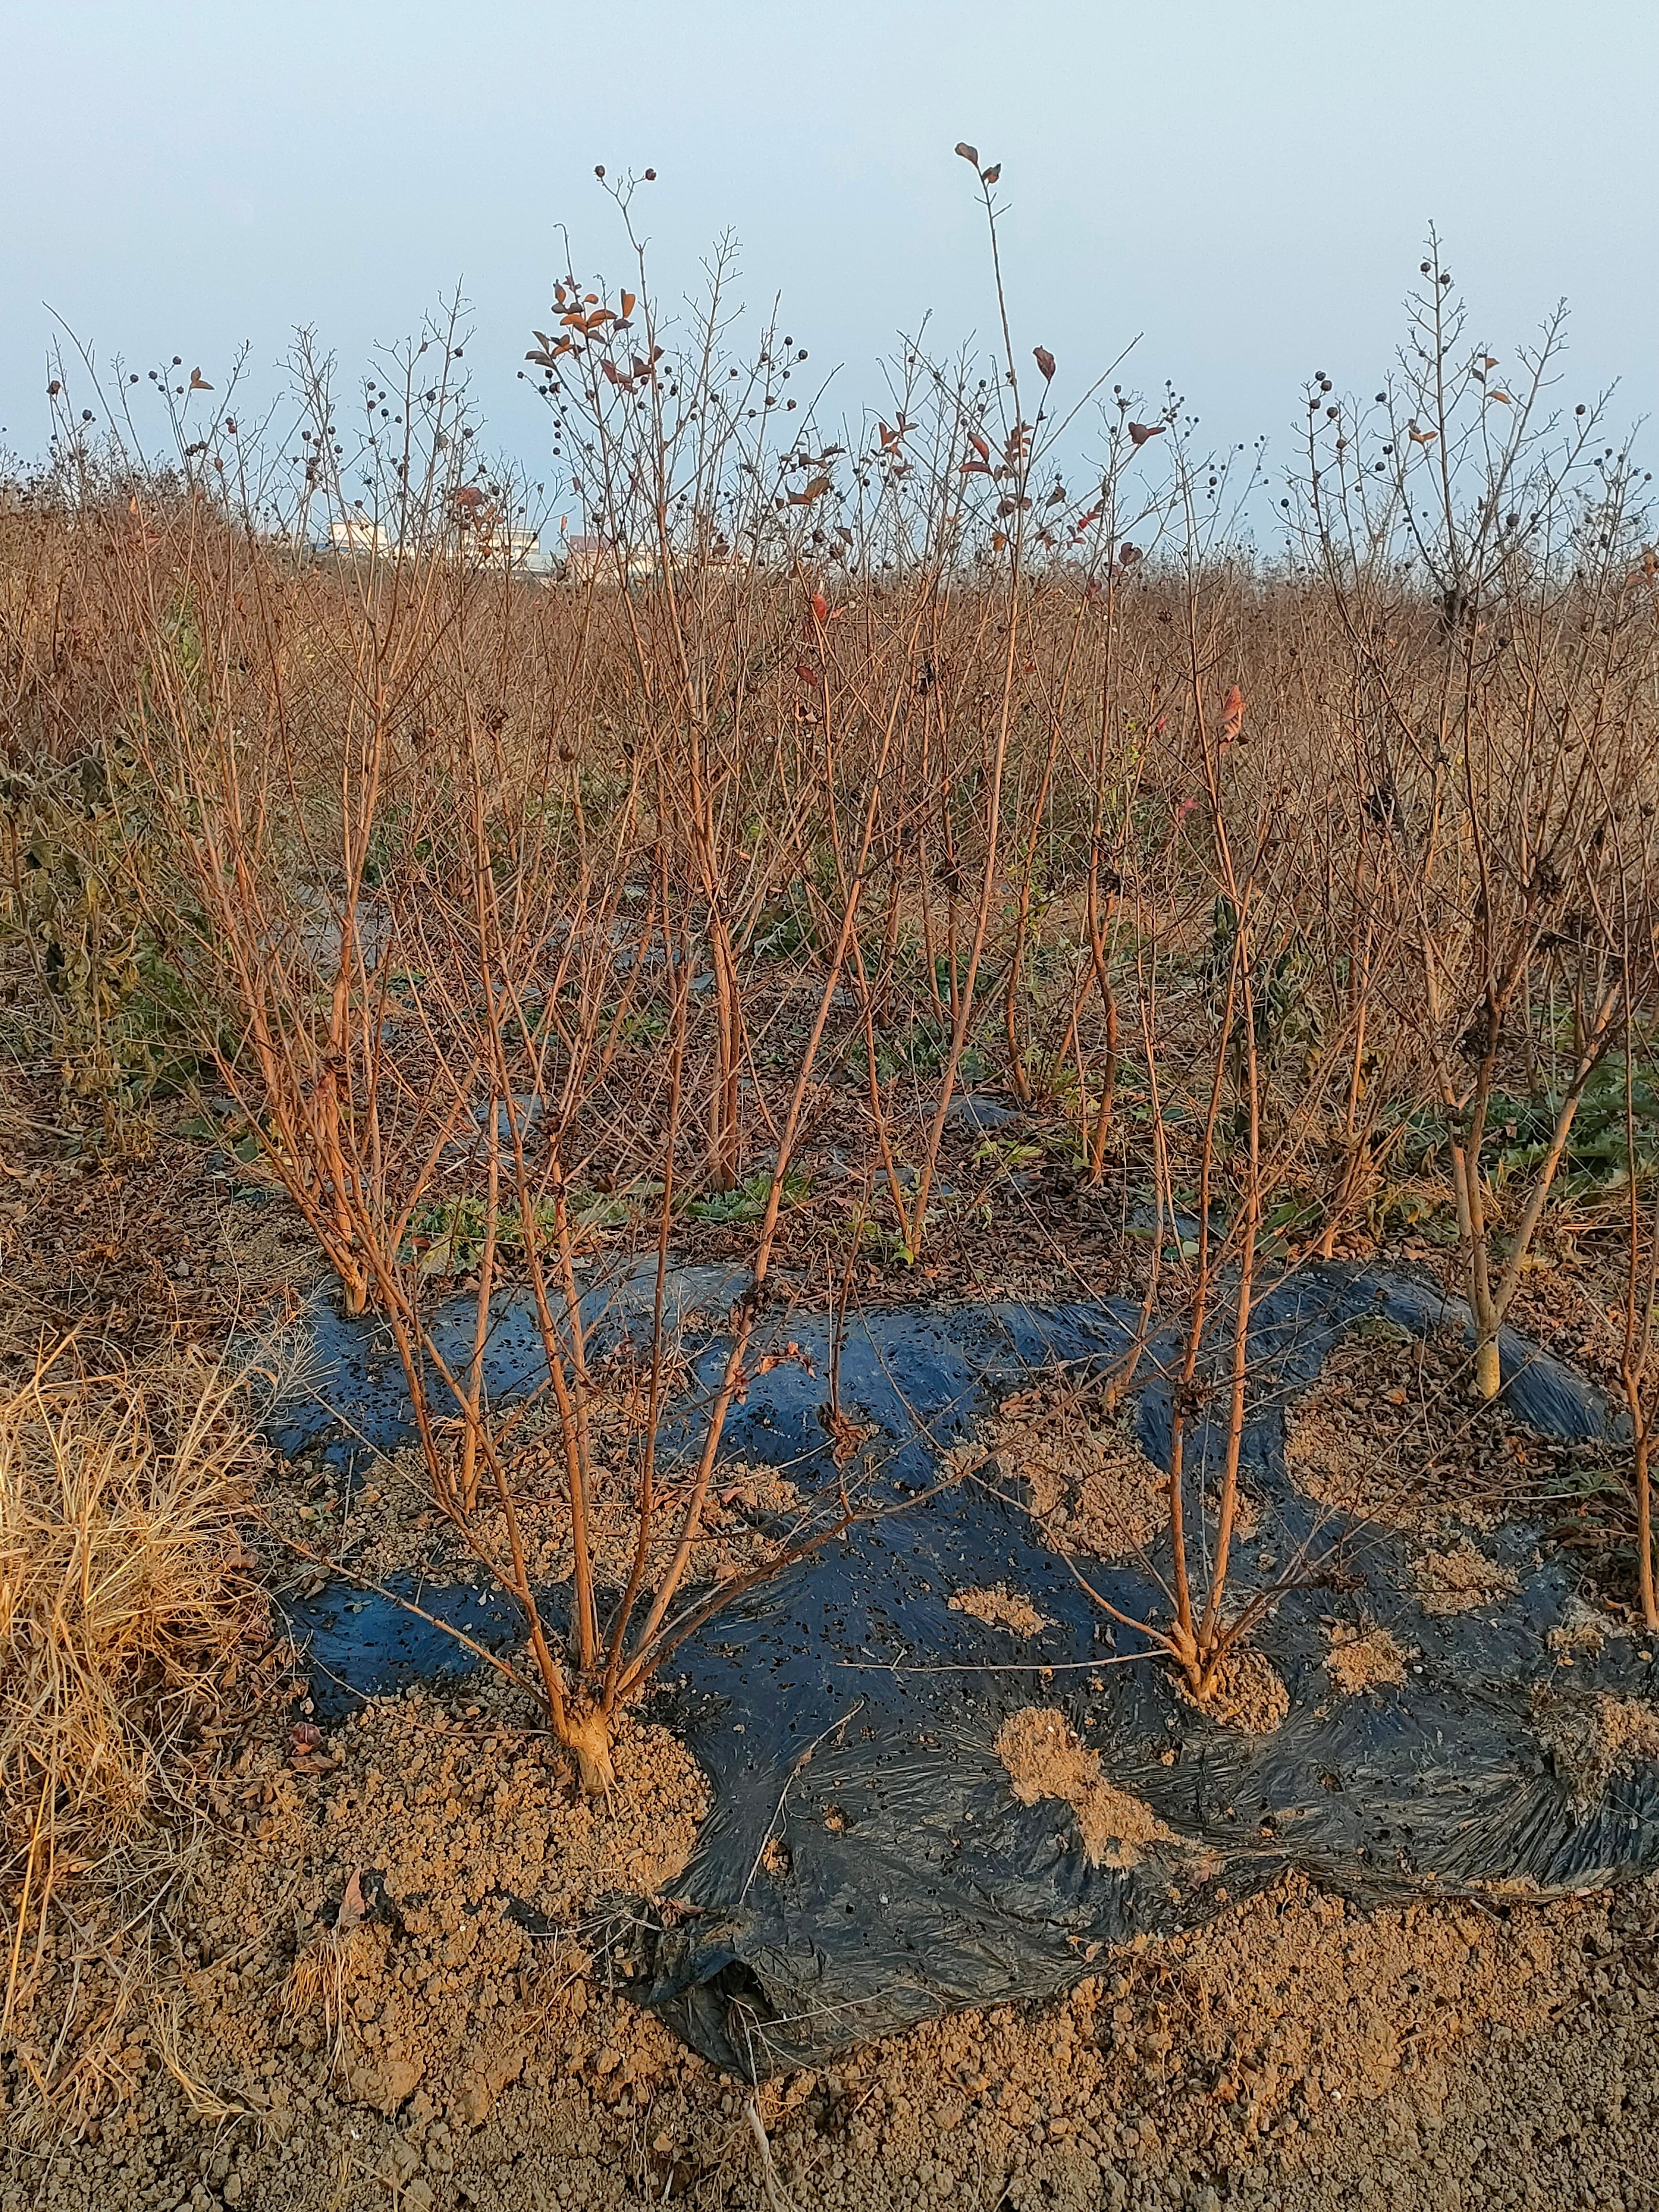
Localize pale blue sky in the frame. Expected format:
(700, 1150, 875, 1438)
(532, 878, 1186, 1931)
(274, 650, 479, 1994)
(4, 0, 1655, 502)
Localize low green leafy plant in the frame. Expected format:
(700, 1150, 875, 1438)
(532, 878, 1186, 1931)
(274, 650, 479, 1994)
(851, 1020, 988, 1084)
(686, 1165, 811, 1225)
(404, 1185, 647, 1276)
(1487, 1061, 1659, 1197)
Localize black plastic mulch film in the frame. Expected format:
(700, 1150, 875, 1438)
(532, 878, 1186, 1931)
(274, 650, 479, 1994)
(274, 1261, 1659, 2077)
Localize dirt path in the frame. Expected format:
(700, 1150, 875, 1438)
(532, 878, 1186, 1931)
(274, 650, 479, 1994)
(5, 1669, 1653, 2212)
(3, 1117, 1654, 2209)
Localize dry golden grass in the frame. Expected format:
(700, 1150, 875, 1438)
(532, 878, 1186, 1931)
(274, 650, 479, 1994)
(0, 1341, 268, 2029)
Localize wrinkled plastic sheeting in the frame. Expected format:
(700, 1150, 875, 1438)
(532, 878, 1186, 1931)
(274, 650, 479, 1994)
(276, 1263, 1659, 2077)
(266, 1259, 753, 1479)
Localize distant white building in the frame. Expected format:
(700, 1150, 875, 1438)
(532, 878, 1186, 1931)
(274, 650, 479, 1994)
(561, 533, 655, 582)
(453, 486, 555, 572)
(473, 526, 552, 572)
(330, 516, 389, 553)
(327, 509, 556, 573)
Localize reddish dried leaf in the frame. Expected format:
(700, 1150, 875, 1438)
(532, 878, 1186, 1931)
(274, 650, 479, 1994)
(336, 1869, 367, 1936)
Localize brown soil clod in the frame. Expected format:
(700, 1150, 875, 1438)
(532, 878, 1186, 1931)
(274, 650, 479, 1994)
(1530, 1685, 1659, 1813)
(1325, 1618, 1412, 1695)
(948, 1583, 1053, 1635)
(1547, 1595, 1626, 1661)
(1284, 1323, 1606, 1545)
(993, 1386, 1172, 1561)
(995, 1704, 1175, 1869)
(1412, 1538, 1522, 1616)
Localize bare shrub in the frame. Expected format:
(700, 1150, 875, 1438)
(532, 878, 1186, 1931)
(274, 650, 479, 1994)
(6, 154, 1657, 1762)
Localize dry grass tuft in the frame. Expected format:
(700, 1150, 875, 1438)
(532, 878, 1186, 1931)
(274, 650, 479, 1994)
(0, 1342, 268, 2024)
